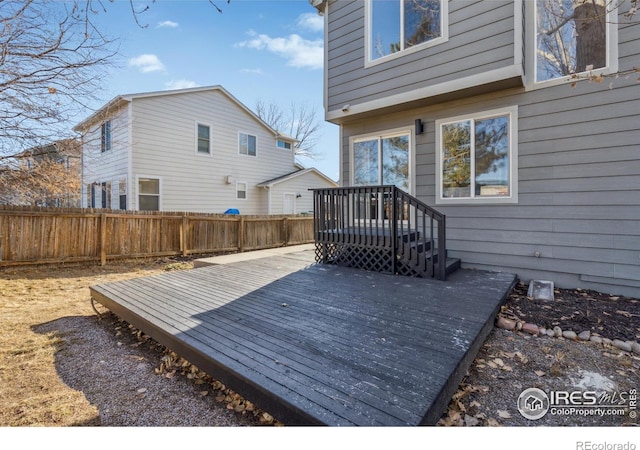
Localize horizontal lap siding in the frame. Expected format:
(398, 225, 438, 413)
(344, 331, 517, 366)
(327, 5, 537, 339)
(81, 104, 130, 207)
(130, 91, 296, 214)
(326, 0, 517, 112)
(340, 86, 639, 298)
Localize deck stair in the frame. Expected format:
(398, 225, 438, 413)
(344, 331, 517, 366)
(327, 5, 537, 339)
(312, 186, 460, 280)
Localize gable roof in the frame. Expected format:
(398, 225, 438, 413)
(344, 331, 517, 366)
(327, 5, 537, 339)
(257, 168, 338, 188)
(73, 85, 296, 142)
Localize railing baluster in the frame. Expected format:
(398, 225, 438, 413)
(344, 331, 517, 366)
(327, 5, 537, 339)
(312, 185, 447, 280)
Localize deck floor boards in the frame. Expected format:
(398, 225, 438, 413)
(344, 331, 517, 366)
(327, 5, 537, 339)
(90, 249, 517, 426)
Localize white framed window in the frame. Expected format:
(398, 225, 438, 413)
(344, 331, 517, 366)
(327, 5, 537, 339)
(239, 132, 257, 157)
(236, 181, 247, 200)
(101, 120, 111, 153)
(529, 0, 618, 87)
(196, 123, 211, 155)
(277, 139, 292, 150)
(366, 0, 448, 66)
(436, 106, 518, 205)
(350, 128, 412, 192)
(138, 177, 161, 211)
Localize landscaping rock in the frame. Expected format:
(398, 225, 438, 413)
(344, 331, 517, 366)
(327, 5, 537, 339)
(546, 329, 555, 337)
(540, 327, 547, 336)
(631, 342, 640, 355)
(603, 338, 612, 346)
(612, 340, 632, 352)
(496, 317, 516, 331)
(522, 323, 539, 336)
(562, 330, 577, 340)
(553, 326, 562, 338)
(578, 330, 591, 341)
(590, 336, 603, 344)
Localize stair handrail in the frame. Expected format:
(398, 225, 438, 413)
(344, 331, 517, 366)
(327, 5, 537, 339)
(391, 186, 447, 280)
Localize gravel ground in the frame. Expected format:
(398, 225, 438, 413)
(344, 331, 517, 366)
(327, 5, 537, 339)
(34, 313, 260, 427)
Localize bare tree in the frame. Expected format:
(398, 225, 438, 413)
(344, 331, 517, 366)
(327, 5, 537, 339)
(0, 139, 81, 206)
(255, 99, 323, 160)
(0, 1, 119, 155)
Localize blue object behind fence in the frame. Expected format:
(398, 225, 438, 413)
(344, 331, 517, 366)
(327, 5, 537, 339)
(224, 208, 240, 215)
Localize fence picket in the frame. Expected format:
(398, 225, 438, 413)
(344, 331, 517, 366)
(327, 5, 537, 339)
(0, 206, 313, 266)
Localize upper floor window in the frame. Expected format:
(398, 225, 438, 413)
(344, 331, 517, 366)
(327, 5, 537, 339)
(239, 133, 257, 157)
(277, 139, 292, 150)
(196, 123, 211, 154)
(535, 0, 612, 83)
(368, 0, 447, 63)
(436, 106, 518, 205)
(101, 121, 111, 153)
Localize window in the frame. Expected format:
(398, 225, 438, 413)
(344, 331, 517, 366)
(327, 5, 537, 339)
(196, 123, 211, 154)
(368, 0, 447, 63)
(88, 182, 111, 208)
(436, 107, 518, 204)
(239, 133, 257, 156)
(138, 177, 160, 211)
(534, 0, 614, 83)
(277, 139, 292, 150)
(101, 121, 111, 152)
(352, 130, 411, 191)
(236, 181, 247, 200)
(118, 178, 127, 210)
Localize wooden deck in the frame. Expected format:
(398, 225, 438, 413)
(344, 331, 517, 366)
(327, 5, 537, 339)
(89, 249, 517, 426)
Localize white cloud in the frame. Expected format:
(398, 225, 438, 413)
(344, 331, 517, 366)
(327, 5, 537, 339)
(157, 20, 179, 28)
(296, 12, 324, 33)
(240, 68, 265, 75)
(164, 80, 199, 90)
(236, 32, 323, 70)
(128, 54, 165, 73)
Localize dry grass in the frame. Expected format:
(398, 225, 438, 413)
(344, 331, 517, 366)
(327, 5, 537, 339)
(0, 260, 168, 426)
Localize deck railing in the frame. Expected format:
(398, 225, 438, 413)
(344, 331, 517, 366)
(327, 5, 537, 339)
(312, 185, 448, 280)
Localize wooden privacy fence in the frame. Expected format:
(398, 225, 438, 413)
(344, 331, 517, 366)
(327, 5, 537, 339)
(0, 206, 314, 266)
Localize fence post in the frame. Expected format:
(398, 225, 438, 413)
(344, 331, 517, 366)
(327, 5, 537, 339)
(283, 217, 289, 246)
(181, 215, 188, 257)
(238, 216, 245, 253)
(100, 213, 107, 266)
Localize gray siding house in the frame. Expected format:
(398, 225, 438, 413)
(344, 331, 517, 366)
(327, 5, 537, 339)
(311, 0, 640, 296)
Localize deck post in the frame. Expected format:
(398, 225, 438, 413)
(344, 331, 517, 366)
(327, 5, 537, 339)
(437, 215, 447, 280)
(391, 187, 398, 275)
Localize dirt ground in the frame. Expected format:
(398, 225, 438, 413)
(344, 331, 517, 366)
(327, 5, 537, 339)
(0, 258, 638, 428)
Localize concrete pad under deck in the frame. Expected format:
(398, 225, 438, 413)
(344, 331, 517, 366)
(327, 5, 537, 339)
(193, 244, 316, 267)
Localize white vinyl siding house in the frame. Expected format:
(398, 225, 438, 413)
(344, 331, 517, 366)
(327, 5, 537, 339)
(314, 0, 640, 296)
(76, 85, 336, 215)
(80, 102, 130, 209)
(257, 168, 339, 215)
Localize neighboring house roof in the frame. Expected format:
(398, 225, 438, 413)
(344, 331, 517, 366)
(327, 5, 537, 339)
(309, 0, 327, 14)
(73, 85, 297, 143)
(257, 168, 338, 188)
(14, 139, 81, 161)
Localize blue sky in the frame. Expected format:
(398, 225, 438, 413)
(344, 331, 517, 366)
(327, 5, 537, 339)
(87, 0, 338, 180)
